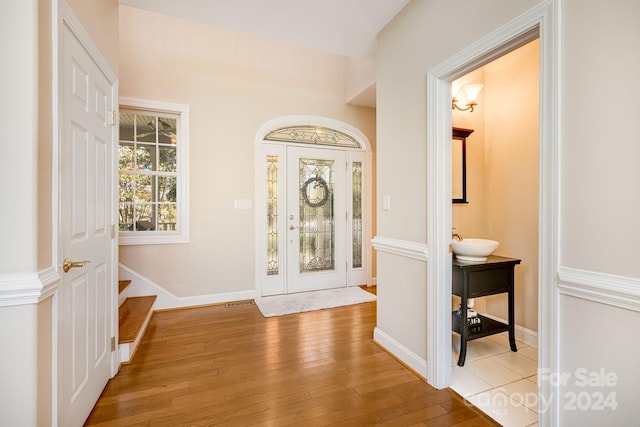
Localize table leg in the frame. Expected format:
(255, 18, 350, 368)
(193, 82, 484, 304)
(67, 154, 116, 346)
(508, 287, 517, 352)
(458, 296, 468, 366)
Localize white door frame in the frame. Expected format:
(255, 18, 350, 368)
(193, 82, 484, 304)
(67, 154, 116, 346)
(56, 3, 119, 424)
(254, 115, 373, 297)
(425, 1, 560, 425)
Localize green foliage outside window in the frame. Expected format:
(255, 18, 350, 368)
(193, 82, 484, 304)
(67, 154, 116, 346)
(119, 112, 179, 232)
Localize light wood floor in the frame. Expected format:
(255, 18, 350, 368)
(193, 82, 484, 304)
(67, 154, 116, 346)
(85, 290, 497, 426)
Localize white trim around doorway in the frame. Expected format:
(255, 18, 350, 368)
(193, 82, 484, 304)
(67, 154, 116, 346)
(254, 115, 373, 297)
(425, 2, 560, 426)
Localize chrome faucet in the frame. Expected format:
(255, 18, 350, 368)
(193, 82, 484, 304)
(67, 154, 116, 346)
(452, 228, 463, 241)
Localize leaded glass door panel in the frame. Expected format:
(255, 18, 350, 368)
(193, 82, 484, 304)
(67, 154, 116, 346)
(286, 147, 346, 293)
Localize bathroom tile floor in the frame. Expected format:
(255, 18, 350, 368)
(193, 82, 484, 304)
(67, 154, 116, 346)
(450, 332, 539, 427)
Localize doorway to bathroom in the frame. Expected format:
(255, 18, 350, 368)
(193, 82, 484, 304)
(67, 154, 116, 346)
(425, 3, 560, 424)
(448, 39, 541, 423)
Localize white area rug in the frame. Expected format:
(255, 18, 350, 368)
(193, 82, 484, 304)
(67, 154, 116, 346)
(254, 287, 377, 317)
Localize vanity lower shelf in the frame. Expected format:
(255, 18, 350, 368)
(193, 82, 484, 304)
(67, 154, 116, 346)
(452, 312, 509, 341)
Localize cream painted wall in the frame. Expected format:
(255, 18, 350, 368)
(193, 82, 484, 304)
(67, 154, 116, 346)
(483, 40, 539, 332)
(66, 0, 119, 72)
(376, 0, 539, 369)
(1, 0, 38, 275)
(37, 0, 53, 269)
(561, 0, 640, 278)
(376, 253, 428, 364)
(558, 295, 640, 425)
(452, 68, 486, 238)
(118, 7, 376, 297)
(0, 305, 39, 426)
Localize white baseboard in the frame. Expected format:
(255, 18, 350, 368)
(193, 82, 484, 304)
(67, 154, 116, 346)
(374, 327, 428, 379)
(480, 312, 538, 348)
(118, 263, 256, 310)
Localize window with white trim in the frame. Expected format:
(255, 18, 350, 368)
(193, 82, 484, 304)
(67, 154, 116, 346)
(118, 98, 189, 244)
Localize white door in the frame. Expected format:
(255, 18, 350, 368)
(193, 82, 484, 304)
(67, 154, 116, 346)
(286, 147, 347, 293)
(59, 24, 116, 427)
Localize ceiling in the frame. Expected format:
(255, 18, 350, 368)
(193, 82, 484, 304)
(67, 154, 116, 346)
(118, 0, 411, 61)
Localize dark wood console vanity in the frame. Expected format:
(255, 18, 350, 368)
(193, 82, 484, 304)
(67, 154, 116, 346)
(452, 255, 521, 366)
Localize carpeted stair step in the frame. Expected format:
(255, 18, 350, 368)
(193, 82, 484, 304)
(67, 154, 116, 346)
(119, 295, 156, 344)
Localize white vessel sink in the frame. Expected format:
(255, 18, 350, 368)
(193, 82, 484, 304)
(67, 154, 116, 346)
(452, 238, 499, 262)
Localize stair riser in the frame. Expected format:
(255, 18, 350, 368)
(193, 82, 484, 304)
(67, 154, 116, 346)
(118, 288, 128, 307)
(119, 306, 154, 364)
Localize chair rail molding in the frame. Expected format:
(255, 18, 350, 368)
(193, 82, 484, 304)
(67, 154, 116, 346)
(558, 267, 640, 312)
(0, 267, 60, 306)
(371, 236, 428, 262)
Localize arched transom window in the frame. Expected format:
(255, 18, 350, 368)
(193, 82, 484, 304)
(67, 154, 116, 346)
(264, 125, 361, 149)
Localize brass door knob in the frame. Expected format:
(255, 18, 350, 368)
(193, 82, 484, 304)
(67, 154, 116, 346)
(63, 258, 91, 273)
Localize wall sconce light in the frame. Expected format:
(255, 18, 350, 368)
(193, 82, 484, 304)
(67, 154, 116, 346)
(452, 83, 484, 112)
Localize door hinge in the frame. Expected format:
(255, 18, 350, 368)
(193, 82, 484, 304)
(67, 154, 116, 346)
(111, 224, 117, 239)
(110, 337, 116, 352)
(346, 261, 348, 271)
(108, 111, 117, 126)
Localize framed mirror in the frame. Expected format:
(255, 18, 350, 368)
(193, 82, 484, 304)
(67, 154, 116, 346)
(452, 127, 474, 204)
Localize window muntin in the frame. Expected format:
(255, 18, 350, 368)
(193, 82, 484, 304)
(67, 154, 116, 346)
(118, 99, 189, 244)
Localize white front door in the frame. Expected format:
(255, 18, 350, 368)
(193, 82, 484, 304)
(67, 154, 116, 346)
(286, 147, 347, 293)
(59, 23, 116, 427)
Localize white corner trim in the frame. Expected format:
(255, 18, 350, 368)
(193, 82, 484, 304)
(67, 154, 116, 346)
(0, 268, 61, 307)
(371, 236, 428, 261)
(118, 263, 256, 310)
(558, 267, 640, 312)
(374, 327, 428, 379)
(38, 267, 60, 301)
